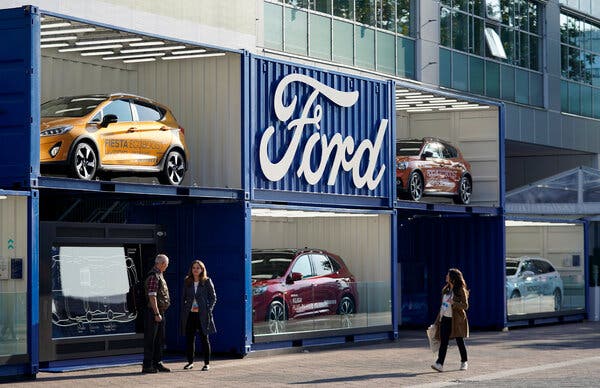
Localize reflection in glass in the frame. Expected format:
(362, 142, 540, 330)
(0, 292, 27, 357)
(52, 246, 137, 338)
(252, 249, 390, 336)
(355, 0, 375, 26)
(333, 0, 354, 20)
(507, 256, 585, 317)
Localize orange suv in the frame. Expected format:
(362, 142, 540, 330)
(40, 94, 188, 185)
(396, 138, 472, 204)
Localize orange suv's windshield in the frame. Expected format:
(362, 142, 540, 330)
(41, 96, 105, 118)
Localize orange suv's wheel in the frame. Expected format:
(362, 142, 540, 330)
(159, 150, 186, 185)
(70, 142, 97, 180)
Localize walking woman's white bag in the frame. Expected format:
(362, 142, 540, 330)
(426, 323, 440, 356)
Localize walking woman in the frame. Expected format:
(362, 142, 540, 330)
(431, 268, 469, 372)
(181, 260, 217, 371)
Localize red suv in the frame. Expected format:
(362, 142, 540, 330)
(396, 138, 472, 204)
(252, 248, 358, 332)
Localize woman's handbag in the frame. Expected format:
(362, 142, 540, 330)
(426, 322, 440, 356)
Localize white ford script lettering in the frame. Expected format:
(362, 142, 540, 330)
(259, 73, 387, 190)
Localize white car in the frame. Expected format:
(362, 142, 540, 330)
(506, 257, 563, 311)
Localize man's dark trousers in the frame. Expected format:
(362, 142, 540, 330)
(143, 309, 165, 368)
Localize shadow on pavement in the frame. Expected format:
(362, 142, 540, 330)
(290, 371, 438, 384)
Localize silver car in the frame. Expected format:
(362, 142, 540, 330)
(506, 257, 563, 311)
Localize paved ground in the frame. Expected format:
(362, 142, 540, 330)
(7, 321, 600, 387)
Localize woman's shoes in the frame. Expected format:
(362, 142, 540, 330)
(183, 363, 194, 370)
(202, 364, 210, 371)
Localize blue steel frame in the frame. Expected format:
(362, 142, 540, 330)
(505, 216, 589, 324)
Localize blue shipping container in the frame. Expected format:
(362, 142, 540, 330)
(0, 6, 40, 189)
(249, 55, 395, 208)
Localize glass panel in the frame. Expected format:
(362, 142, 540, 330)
(593, 55, 600, 87)
(501, 64, 515, 101)
(530, 71, 543, 107)
(396, 0, 411, 36)
(469, 56, 485, 95)
(309, 14, 331, 60)
(439, 47, 452, 88)
(583, 52, 595, 84)
(528, 2, 538, 34)
(265, 3, 283, 50)
(314, 0, 332, 13)
(104, 100, 133, 122)
(581, 85, 593, 117)
(473, 17, 485, 56)
(560, 13, 569, 44)
(397, 37, 415, 78)
(569, 47, 581, 80)
(377, 31, 395, 74)
(485, 0, 501, 21)
(515, 68, 529, 104)
(355, 25, 375, 69)
(284, 7, 308, 55)
(501, 26, 515, 63)
(530, 35, 539, 71)
(584, 22, 593, 52)
(485, 26, 507, 59)
(485, 60, 500, 97)
(452, 51, 469, 91)
(332, 19, 354, 65)
(452, 11, 468, 52)
(51, 246, 136, 338)
(569, 81, 581, 114)
(561, 45, 569, 77)
(455, 0, 469, 12)
(594, 88, 600, 119)
(518, 32, 529, 68)
(356, 0, 375, 26)
(286, 0, 309, 7)
(592, 24, 600, 54)
(440, 7, 451, 48)
(379, 0, 396, 32)
(561, 80, 569, 112)
(333, 0, 354, 19)
(518, 0, 528, 31)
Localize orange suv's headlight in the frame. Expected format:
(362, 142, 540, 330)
(41, 125, 73, 137)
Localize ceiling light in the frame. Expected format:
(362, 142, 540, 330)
(162, 52, 226, 60)
(41, 27, 96, 36)
(171, 49, 207, 55)
(123, 58, 157, 63)
(404, 94, 435, 99)
(41, 36, 78, 43)
(80, 51, 114, 56)
(396, 92, 423, 96)
(102, 52, 166, 60)
(129, 41, 165, 47)
(120, 45, 186, 53)
(76, 37, 142, 46)
(439, 105, 490, 111)
(396, 89, 410, 93)
(41, 22, 71, 29)
(405, 108, 433, 112)
(397, 96, 437, 102)
(59, 44, 123, 52)
(41, 43, 70, 48)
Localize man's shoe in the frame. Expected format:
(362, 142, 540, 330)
(460, 361, 468, 370)
(431, 362, 443, 372)
(141, 367, 157, 374)
(155, 363, 171, 372)
(183, 363, 194, 370)
(201, 364, 210, 371)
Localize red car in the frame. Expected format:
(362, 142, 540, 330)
(252, 248, 358, 331)
(396, 138, 472, 204)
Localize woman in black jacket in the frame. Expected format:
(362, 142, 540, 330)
(180, 260, 216, 371)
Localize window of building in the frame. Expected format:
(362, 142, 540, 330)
(439, 0, 543, 107)
(264, 0, 415, 78)
(560, 10, 600, 118)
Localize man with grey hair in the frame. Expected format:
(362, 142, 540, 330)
(142, 254, 171, 373)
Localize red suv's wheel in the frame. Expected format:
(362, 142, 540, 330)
(266, 300, 286, 334)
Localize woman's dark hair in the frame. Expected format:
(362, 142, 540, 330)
(444, 268, 469, 297)
(184, 260, 208, 286)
